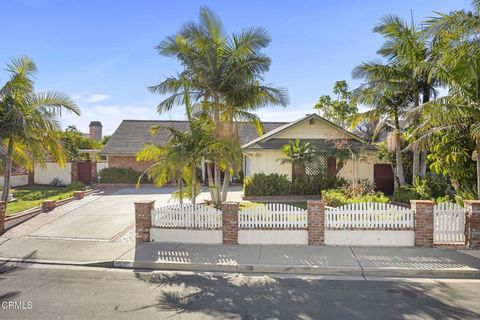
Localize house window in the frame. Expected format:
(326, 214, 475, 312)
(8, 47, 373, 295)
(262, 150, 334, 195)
(305, 154, 327, 176)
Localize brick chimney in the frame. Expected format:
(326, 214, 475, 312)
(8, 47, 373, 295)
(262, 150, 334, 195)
(89, 121, 102, 141)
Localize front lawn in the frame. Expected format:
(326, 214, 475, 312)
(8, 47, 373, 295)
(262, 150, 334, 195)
(4, 186, 75, 216)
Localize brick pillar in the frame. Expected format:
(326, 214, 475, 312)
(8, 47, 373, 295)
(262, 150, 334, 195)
(222, 202, 239, 245)
(464, 200, 480, 248)
(411, 200, 434, 247)
(91, 162, 97, 183)
(71, 161, 78, 183)
(0, 201, 5, 235)
(135, 200, 155, 244)
(307, 200, 325, 246)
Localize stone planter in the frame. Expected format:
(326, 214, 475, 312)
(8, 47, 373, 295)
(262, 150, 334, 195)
(42, 200, 57, 212)
(74, 191, 85, 200)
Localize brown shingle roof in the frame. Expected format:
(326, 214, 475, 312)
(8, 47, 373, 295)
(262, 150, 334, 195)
(101, 120, 288, 156)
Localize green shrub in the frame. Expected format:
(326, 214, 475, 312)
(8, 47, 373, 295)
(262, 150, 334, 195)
(243, 173, 345, 196)
(322, 189, 389, 207)
(243, 173, 291, 196)
(98, 167, 150, 184)
(392, 185, 418, 203)
(67, 181, 85, 191)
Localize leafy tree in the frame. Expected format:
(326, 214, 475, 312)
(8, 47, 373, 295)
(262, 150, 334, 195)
(61, 126, 101, 161)
(150, 7, 288, 205)
(314, 81, 357, 129)
(0, 57, 79, 209)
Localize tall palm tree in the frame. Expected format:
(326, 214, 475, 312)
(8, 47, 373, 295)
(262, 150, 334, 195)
(149, 7, 288, 205)
(373, 14, 438, 180)
(0, 57, 80, 207)
(409, 1, 480, 196)
(352, 62, 415, 186)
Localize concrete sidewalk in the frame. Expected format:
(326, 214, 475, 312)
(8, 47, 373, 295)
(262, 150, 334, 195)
(1, 237, 479, 278)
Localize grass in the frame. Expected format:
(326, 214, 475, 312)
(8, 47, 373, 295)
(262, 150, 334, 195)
(4, 186, 75, 216)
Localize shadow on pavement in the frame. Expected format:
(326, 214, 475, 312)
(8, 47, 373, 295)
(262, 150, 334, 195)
(0, 250, 37, 302)
(125, 272, 480, 319)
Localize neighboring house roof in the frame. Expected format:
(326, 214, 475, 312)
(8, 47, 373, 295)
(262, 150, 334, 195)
(242, 114, 366, 149)
(101, 120, 288, 156)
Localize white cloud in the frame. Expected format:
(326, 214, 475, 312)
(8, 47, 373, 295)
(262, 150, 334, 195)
(86, 94, 110, 103)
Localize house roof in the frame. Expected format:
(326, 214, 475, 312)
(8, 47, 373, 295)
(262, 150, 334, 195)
(242, 113, 366, 149)
(101, 120, 288, 156)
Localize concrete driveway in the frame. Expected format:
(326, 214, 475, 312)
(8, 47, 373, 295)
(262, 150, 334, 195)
(28, 186, 243, 241)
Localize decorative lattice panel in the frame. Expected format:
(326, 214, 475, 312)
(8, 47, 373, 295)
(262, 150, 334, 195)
(305, 155, 327, 176)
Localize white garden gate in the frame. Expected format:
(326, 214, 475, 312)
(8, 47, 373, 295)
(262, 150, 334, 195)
(433, 202, 465, 245)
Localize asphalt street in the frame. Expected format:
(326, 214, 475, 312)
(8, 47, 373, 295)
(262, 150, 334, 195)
(0, 262, 479, 320)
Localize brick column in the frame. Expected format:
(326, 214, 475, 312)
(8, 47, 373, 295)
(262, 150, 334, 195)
(91, 162, 97, 183)
(222, 202, 239, 245)
(135, 200, 155, 244)
(307, 200, 325, 246)
(0, 201, 5, 235)
(71, 161, 78, 183)
(411, 200, 434, 247)
(464, 200, 480, 248)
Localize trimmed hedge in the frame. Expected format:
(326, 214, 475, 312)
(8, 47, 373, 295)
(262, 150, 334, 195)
(243, 173, 343, 196)
(322, 189, 389, 207)
(98, 167, 151, 184)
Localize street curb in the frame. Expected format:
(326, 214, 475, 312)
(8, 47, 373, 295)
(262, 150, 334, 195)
(111, 260, 480, 278)
(2, 257, 479, 279)
(0, 257, 113, 268)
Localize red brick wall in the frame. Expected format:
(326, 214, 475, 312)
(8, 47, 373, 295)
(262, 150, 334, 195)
(108, 156, 153, 172)
(464, 200, 480, 248)
(307, 200, 325, 245)
(222, 202, 239, 245)
(411, 200, 434, 247)
(135, 200, 155, 243)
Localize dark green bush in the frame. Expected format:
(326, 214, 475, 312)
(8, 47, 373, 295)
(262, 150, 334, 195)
(243, 173, 345, 196)
(98, 167, 151, 184)
(243, 173, 291, 196)
(67, 181, 85, 191)
(322, 189, 389, 207)
(392, 185, 418, 203)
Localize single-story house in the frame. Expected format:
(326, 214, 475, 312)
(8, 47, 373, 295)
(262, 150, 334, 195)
(101, 114, 394, 194)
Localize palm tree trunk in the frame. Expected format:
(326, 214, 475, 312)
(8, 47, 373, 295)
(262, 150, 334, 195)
(221, 171, 230, 202)
(413, 149, 420, 180)
(394, 115, 405, 185)
(206, 162, 217, 203)
(191, 164, 197, 207)
(178, 178, 183, 206)
(1, 138, 14, 204)
(214, 165, 221, 206)
(420, 150, 427, 178)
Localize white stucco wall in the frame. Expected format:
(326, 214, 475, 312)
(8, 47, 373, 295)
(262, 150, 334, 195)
(275, 118, 351, 140)
(238, 230, 308, 245)
(150, 229, 222, 244)
(34, 163, 72, 185)
(97, 162, 109, 173)
(244, 150, 291, 179)
(0, 175, 28, 187)
(325, 230, 414, 247)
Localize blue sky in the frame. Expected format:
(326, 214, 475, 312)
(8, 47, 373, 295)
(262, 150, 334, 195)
(0, 0, 471, 134)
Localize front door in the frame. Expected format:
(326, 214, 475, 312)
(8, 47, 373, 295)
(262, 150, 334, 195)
(77, 161, 92, 184)
(374, 164, 394, 195)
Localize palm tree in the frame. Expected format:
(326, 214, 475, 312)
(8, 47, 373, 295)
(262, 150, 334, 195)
(0, 57, 80, 207)
(149, 7, 288, 205)
(373, 14, 438, 180)
(409, 1, 480, 196)
(280, 139, 317, 180)
(352, 62, 414, 186)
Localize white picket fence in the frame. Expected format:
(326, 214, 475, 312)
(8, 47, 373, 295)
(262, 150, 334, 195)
(434, 202, 465, 244)
(151, 204, 222, 229)
(325, 202, 414, 230)
(239, 203, 307, 229)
